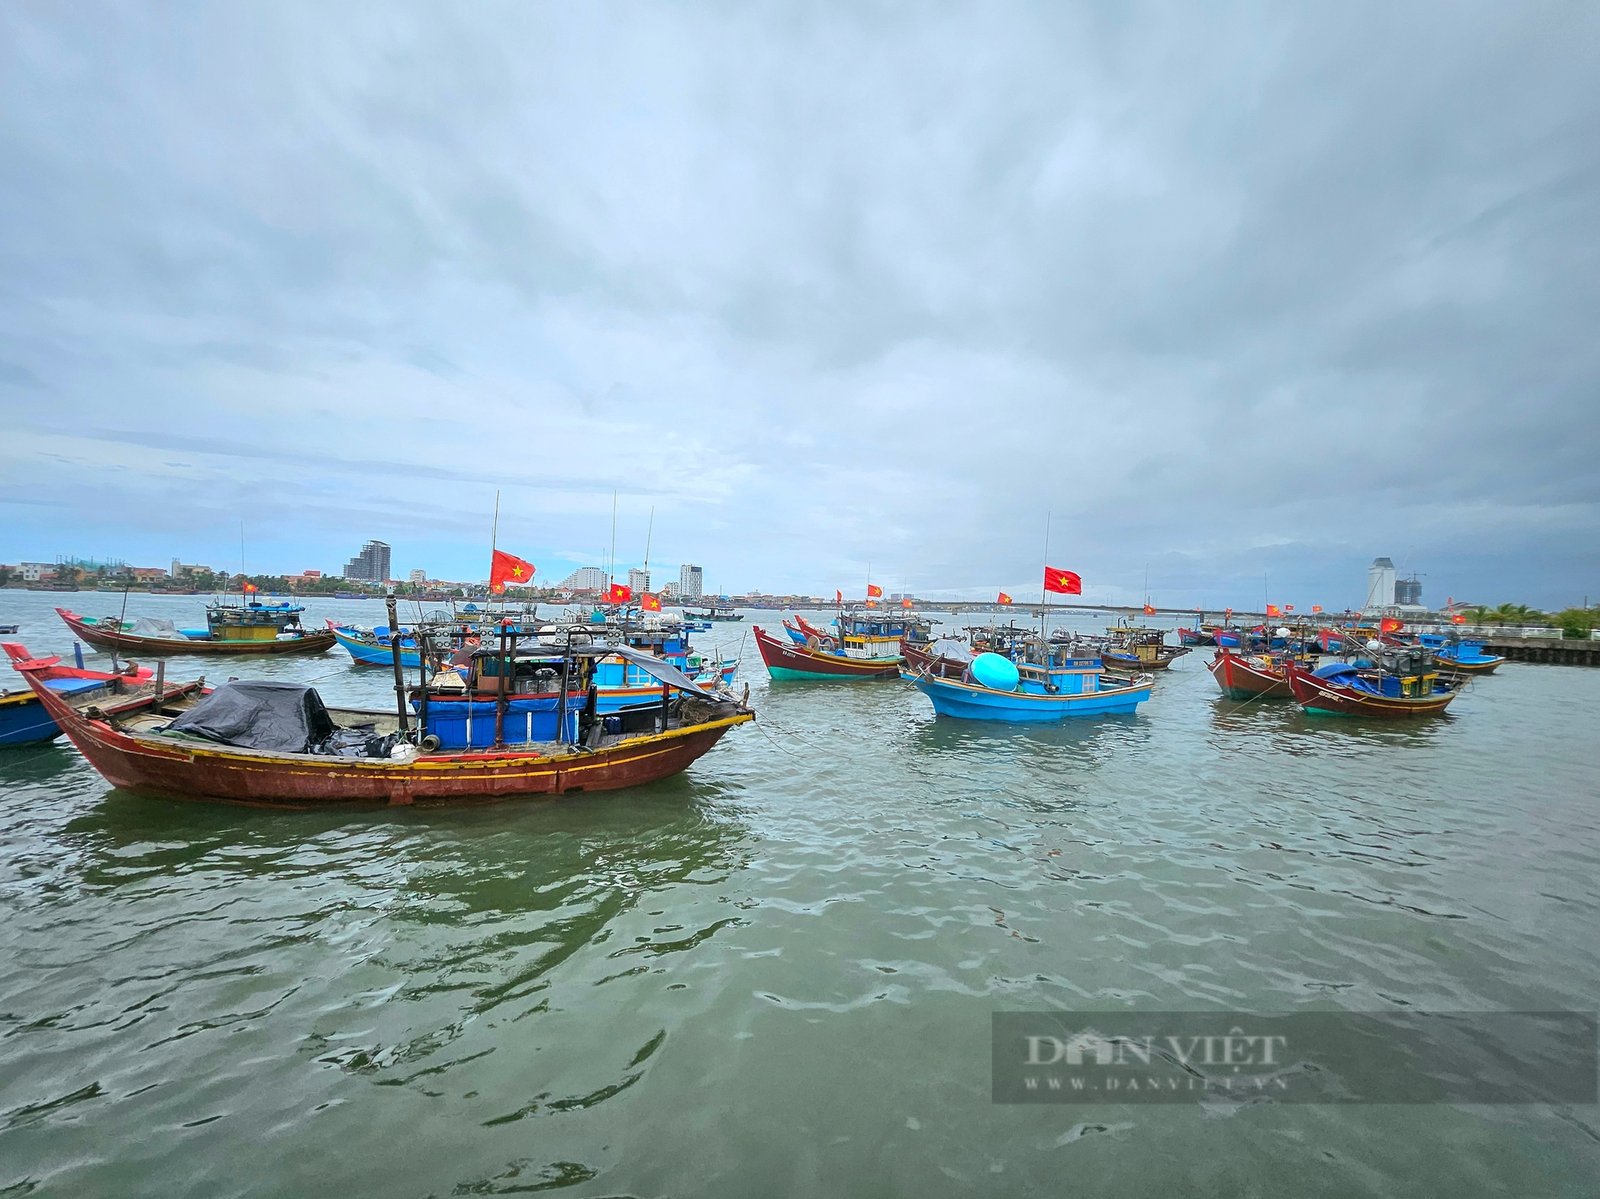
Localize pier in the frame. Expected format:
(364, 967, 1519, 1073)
(1479, 638, 1600, 667)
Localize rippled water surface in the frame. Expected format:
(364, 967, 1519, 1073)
(3, 593, 1599, 1197)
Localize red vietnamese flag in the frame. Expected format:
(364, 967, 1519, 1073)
(866, 584, 883, 598)
(489, 550, 536, 593)
(605, 582, 632, 604)
(1266, 604, 1282, 618)
(1043, 567, 1081, 595)
(641, 592, 662, 612)
(997, 591, 1013, 605)
(834, 589, 843, 605)
(1452, 613, 1466, 625)
(1379, 617, 1403, 634)
(1311, 604, 1323, 614)
(900, 598, 913, 609)
(1142, 602, 1156, 615)
(243, 582, 258, 593)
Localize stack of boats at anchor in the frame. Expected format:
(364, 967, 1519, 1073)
(753, 599, 1183, 721)
(3, 560, 1511, 806)
(1204, 618, 1504, 717)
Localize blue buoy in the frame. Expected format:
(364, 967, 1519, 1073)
(970, 652, 1019, 692)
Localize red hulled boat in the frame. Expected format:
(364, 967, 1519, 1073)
(1283, 657, 1459, 719)
(754, 625, 901, 680)
(57, 608, 336, 656)
(1206, 647, 1296, 701)
(23, 667, 754, 809)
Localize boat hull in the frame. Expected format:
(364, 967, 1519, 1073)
(58, 609, 334, 656)
(903, 672, 1152, 722)
(330, 626, 423, 668)
(1206, 650, 1292, 700)
(754, 626, 900, 680)
(1285, 664, 1458, 718)
(24, 675, 752, 809)
(0, 689, 62, 746)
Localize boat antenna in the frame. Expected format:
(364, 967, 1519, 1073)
(608, 488, 618, 594)
(111, 568, 132, 673)
(1040, 511, 1051, 644)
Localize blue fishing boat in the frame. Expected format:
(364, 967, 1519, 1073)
(1416, 633, 1505, 674)
(329, 622, 429, 668)
(903, 642, 1152, 722)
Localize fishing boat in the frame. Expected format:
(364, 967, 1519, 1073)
(1205, 646, 1312, 701)
(1177, 627, 1214, 647)
(1, 642, 155, 747)
(1416, 633, 1505, 675)
(208, 598, 305, 633)
(22, 639, 754, 808)
(0, 624, 18, 635)
(902, 640, 1153, 722)
(329, 622, 430, 668)
(683, 603, 744, 623)
(56, 607, 336, 656)
(1283, 651, 1460, 718)
(755, 611, 905, 680)
(1100, 623, 1190, 671)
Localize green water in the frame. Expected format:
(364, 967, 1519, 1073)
(2, 594, 1598, 1197)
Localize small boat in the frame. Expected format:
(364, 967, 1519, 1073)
(208, 598, 306, 634)
(903, 640, 1152, 722)
(1100, 623, 1190, 671)
(0, 624, 18, 635)
(56, 607, 336, 656)
(1417, 634, 1505, 675)
(1206, 646, 1307, 701)
(1177, 627, 1214, 647)
(684, 604, 744, 622)
(754, 615, 902, 680)
(330, 622, 429, 668)
(2, 642, 155, 747)
(23, 639, 754, 807)
(1283, 652, 1460, 718)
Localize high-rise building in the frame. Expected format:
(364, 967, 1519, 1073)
(1364, 556, 1396, 611)
(559, 566, 608, 593)
(408, 568, 427, 585)
(627, 568, 651, 595)
(679, 564, 703, 599)
(343, 540, 392, 583)
(1394, 575, 1423, 607)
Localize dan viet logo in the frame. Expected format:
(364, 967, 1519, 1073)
(1017, 1027, 1290, 1096)
(992, 1011, 1598, 1105)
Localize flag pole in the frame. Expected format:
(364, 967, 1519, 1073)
(489, 489, 500, 598)
(1040, 511, 1051, 644)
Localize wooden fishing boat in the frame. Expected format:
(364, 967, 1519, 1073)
(57, 607, 335, 656)
(1417, 634, 1505, 675)
(1100, 623, 1190, 671)
(1283, 655, 1460, 718)
(903, 641, 1152, 722)
(754, 624, 900, 680)
(1206, 647, 1299, 700)
(1, 642, 155, 747)
(1177, 627, 1214, 647)
(23, 642, 754, 808)
(684, 604, 744, 622)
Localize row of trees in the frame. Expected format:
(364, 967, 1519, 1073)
(1463, 603, 1598, 639)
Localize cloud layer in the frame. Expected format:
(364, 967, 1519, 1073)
(2, 2, 1597, 607)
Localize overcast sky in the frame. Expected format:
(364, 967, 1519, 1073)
(2, 2, 1597, 609)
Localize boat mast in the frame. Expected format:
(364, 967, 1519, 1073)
(1040, 511, 1051, 645)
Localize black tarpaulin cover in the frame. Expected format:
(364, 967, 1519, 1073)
(167, 681, 337, 752)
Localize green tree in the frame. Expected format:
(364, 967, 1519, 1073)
(1552, 607, 1599, 640)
